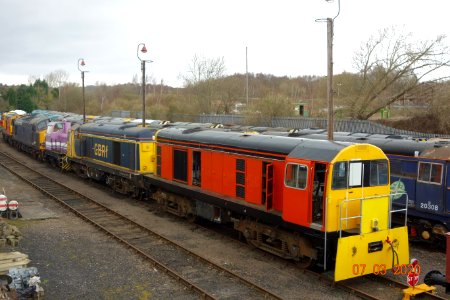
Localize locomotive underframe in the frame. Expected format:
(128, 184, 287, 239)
(144, 175, 325, 265)
(391, 209, 448, 245)
(11, 140, 45, 161)
(1, 132, 11, 143)
(234, 218, 318, 261)
(152, 189, 197, 220)
(408, 216, 448, 244)
(44, 150, 71, 170)
(70, 158, 147, 198)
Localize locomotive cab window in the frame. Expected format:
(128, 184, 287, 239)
(37, 121, 47, 131)
(332, 162, 348, 189)
(369, 160, 388, 186)
(349, 162, 362, 187)
(54, 123, 63, 131)
(332, 160, 388, 189)
(285, 164, 307, 189)
(418, 162, 442, 185)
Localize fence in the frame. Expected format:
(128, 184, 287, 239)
(111, 110, 143, 118)
(196, 115, 449, 138)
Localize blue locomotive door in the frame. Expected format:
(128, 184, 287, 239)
(416, 161, 444, 215)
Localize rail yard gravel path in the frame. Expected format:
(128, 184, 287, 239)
(0, 139, 448, 299)
(0, 164, 196, 299)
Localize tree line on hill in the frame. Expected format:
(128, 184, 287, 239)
(1, 27, 449, 133)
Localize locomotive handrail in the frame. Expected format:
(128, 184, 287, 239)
(389, 192, 409, 229)
(339, 192, 409, 238)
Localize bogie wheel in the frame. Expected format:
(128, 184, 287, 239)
(245, 237, 257, 250)
(186, 213, 197, 223)
(295, 257, 315, 269)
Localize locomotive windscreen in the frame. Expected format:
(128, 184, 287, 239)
(332, 159, 388, 189)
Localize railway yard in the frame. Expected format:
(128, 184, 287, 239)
(0, 134, 448, 299)
(3, 0, 450, 296)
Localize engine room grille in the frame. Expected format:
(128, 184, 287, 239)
(156, 146, 162, 176)
(236, 172, 245, 185)
(236, 186, 245, 199)
(236, 158, 246, 199)
(236, 159, 245, 171)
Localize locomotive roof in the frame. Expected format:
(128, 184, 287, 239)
(61, 116, 84, 124)
(14, 114, 50, 125)
(5, 110, 26, 116)
(79, 122, 157, 140)
(298, 133, 438, 156)
(420, 144, 450, 160)
(157, 127, 350, 161)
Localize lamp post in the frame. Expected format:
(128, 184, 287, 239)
(77, 58, 87, 123)
(317, 0, 340, 140)
(137, 43, 153, 127)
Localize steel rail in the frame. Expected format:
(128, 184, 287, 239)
(0, 150, 283, 300)
(301, 269, 446, 300)
(373, 275, 447, 300)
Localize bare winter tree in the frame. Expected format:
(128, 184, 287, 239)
(181, 55, 226, 86)
(348, 27, 450, 119)
(131, 74, 139, 86)
(45, 70, 69, 88)
(180, 55, 226, 113)
(429, 81, 450, 133)
(45, 70, 69, 110)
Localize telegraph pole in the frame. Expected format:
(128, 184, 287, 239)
(317, 0, 340, 141)
(327, 18, 334, 140)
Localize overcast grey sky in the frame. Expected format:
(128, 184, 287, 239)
(0, 0, 449, 87)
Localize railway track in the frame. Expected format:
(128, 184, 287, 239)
(304, 264, 449, 300)
(0, 147, 447, 300)
(335, 273, 446, 300)
(0, 150, 282, 300)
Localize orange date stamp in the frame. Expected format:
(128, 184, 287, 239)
(352, 263, 421, 276)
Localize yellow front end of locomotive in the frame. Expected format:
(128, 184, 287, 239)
(6, 114, 20, 137)
(325, 144, 392, 232)
(324, 144, 409, 281)
(66, 128, 79, 159)
(138, 141, 156, 174)
(37, 129, 47, 151)
(335, 226, 409, 281)
(0, 112, 5, 130)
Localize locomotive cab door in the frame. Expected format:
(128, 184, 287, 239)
(311, 162, 326, 228)
(282, 159, 312, 227)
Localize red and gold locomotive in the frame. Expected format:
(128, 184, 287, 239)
(145, 127, 409, 281)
